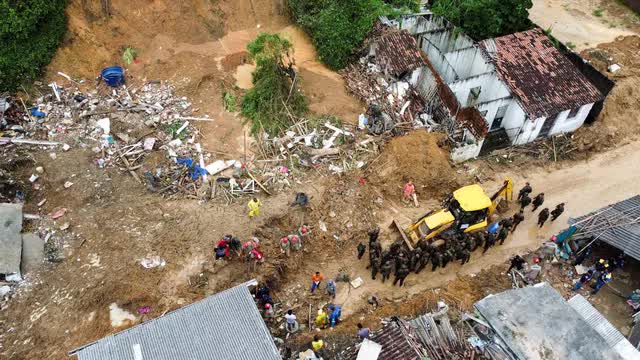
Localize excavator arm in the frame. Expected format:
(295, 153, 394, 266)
(488, 178, 513, 215)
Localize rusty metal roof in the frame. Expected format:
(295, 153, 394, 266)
(375, 30, 427, 78)
(342, 319, 423, 360)
(480, 29, 603, 119)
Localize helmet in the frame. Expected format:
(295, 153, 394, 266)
(301, 227, 309, 234)
(533, 257, 540, 264)
(599, 259, 605, 264)
(318, 310, 323, 315)
(264, 303, 271, 309)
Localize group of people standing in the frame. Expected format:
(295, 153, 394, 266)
(279, 225, 311, 256)
(573, 253, 625, 295)
(517, 182, 565, 228)
(214, 234, 264, 271)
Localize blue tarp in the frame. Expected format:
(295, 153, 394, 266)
(176, 158, 207, 180)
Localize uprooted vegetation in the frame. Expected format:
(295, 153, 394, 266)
(241, 33, 308, 136)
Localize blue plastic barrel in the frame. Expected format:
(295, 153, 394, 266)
(100, 66, 125, 87)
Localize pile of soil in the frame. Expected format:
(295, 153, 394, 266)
(576, 36, 640, 153)
(368, 130, 460, 198)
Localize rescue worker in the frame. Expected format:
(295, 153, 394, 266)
(315, 309, 328, 329)
(311, 272, 324, 293)
(370, 256, 380, 280)
(465, 234, 476, 252)
(328, 305, 342, 328)
(507, 255, 526, 273)
(410, 248, 422, 272)
(531, 193, 545, 212)
(520, 193, 532, 210)
(550, 203, 565, 221)
(442, 247, 453, 268)
(500, 217, 514, 232)
(537, 208, 550, 227)
(284, 310, 297, 333)
(311, 335, 324, 353)
(573, 270, 594, 291)
(228, 236, 242, 257)
(415, 251, 430, 274)
(591, 272, 612, 295)
(393, 264, 410, 287)
(460, 247, 471, 265)
(518, 182, 532, 201)
(279, 236, 290, 256)
(511, 209, 525, 233)
(298, 224, 311, 240)
(475, 231, 486, 250)
(357, 323, 371, 339)
(497, 225, 509, 245)
(368, 227, 380, 246)
(325, 279, 337, 299)
(403, 180, 416, 204)
(357, 242, 366, 260)
(289, 234, 302, 251)
(483, 232, 496, 254)
(247, 197, 262, 218)
(380, 260, 393, 283)
(432, 250, 443, 272)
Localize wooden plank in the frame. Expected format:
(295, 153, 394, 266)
(246, 170, 271, 196)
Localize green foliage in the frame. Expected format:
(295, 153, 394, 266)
(241, 33, 307, 136)
(288, 0, 417, 70)
(223, 92, 237, 112)
(565, 42, 576, 50)
(432, 0, 533, 40)
(0, 0, 68, 91)
(592, 8, 604, 17)
(122, 47, 139, 65)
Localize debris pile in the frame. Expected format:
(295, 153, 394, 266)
(489, 133, 579, 165)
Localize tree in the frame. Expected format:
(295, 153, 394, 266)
(288, 0, 419, 70)
(241, 33, 307, 136)
(432, 0, 533, 40)
(0, 0, 68, 91)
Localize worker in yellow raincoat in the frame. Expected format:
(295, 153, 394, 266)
(315, 309, 328, 329)
(248, 197, 262, 218)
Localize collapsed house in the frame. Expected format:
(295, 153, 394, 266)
(68, 282, 280, 360)
(466, 283, 639, 359)
(370, 13, 607, 161)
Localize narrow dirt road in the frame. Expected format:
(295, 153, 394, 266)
(305, 140, 640, 315)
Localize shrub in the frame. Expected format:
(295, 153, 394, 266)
(241, 33, 307, 136)
(0, 0, 68, 92)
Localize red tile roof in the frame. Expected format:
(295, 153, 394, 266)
(376, 30, 428, 78)
(480, 29, 603, 119)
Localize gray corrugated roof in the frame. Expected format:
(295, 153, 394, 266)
(69, 283, 280, 360)
(0, 203, 23, 274)
(475, 283, 626, 360)
(569, 195, 640, 261)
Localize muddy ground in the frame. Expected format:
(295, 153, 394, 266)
(2, 0, 640, 359)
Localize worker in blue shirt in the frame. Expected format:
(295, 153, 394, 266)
(328, 304, 342, 329)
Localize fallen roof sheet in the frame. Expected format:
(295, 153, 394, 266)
(0, 203, 23, 274)
(569, 195, 640, 261)
(69, 283, 280, 360)
(475, 283, 629, 360)
(480, 29, 603, 119)
(343, 320, 423, 360)
(375, 30, 427, 77)
(568, 295, 639, 358)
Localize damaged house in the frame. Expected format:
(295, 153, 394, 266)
(380, 13, 606, 161)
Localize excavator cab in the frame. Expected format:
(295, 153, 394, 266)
(395, 179, 513, 249)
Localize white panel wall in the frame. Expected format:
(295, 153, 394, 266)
(422, 29, 475, 53)
(499, 102, 528, 143)
(477, 98, 514, 127)
(444, 47, 492, 80)
(549, 103, 594, 136)
(448, 73, 510, 106)
(422, 41, 458, 83)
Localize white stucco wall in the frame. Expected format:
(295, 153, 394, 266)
(444, 47, 492, 80)
(448, 73, 510, 106)
(476, 98, 514, 127)
(422, 28, 474, 53)
(451, 139, 484, 162)
(548, 103, 595, 136)
(498, 102, 528, 143)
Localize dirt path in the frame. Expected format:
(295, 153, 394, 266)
(530, 0, 639, 50)
(281, 140, 640, 316)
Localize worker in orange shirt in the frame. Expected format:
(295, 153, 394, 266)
(310, 271, 324, 293)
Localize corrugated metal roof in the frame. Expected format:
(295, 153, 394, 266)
(479, 28, 603, 119)
(568, 295, 640, 359)
(69, 283, 280, 360)
(569, 195, 640, 261)
(475, 283, 626, 360)
(342, 320, 423, 360)
(0, 203, 23, 274)
(567, 295, 625, 347)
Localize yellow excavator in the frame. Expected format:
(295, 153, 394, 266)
(394, 178, 513, 249)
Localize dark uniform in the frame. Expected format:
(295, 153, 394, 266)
(393, 265, 410, 287)
(532, 193, 545, 212)
(475, 232, 486, 251)
(415, 251, 430, 274)
(432, 251, 443, 272)
(497, 227, 509, 245)
(483, 232, 496, 253)
(357, 243, 366, 260)
(551, 203, 565, 221)
(380, 260, 392, 283)
(518, 183, 532, 201)
(538, 208, 550, 227)
(520, 194, 532, 210)
(410, 249, 422, 272)
(370, 256, 380, 280)
(442, 249, 453, 268)
(460, 248, 471, 265)
(512, 211, 525, 232)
